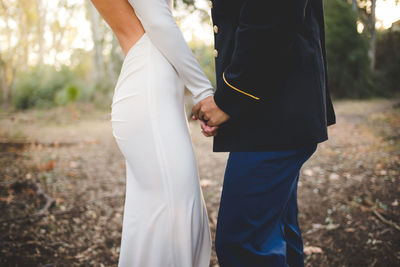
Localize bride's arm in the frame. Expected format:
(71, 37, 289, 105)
(127, 0, 214, 105)
(90, 0, 144, 58)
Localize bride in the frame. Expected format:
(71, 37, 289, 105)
(91, 0, 215, 266)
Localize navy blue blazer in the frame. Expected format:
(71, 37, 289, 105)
(210, 0, 336, 152)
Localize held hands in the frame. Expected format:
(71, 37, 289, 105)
(191, 96, 230, 137)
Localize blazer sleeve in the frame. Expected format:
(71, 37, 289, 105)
(213, 0, 307, 119)
(127, 0, 214, 105)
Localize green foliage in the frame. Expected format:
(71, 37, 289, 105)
(375, 29, 400, 96)
(12, 65, 82, 110)
(189, 39, 216, 87)
(325, 0, 373, 98)
(55, 85, 81, 106)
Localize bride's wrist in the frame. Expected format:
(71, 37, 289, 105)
(192, 88, 214, 106)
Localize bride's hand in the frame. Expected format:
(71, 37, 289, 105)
(192, 115, 219, 137)
(200, 120, 218, 137)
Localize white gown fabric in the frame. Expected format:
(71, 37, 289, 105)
(110, 0, 212, 266)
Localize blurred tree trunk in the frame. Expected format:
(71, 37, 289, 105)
(1, 57, 9, 110)
(0, 0, 20, 109)
(87, 0, 106, 86)
(0, 61, 15, 110)
(352, 0, 358, 15)
(0, 0, 9, 109)
(49, 1, 79, 64)
(18, 0, 35, 70)
(358, 0, 377, 71)
(35, 0, 46, 66)
(368, 0, 376, 70)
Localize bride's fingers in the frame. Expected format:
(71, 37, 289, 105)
(208, 127, 218, 136)
(205, 127, 218, 136)
(207, 125, 218, 131)
(200, 120, 217, 131)
(200, 120, 210, 131)
(200, 120, 215, 136)
(201, 130, 212, 137)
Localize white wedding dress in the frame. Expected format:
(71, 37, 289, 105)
(110, 0, 212, 266)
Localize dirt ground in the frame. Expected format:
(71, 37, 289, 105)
(0, 99, 399, 267)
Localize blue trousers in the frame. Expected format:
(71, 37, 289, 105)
(215, 144, 317, 267)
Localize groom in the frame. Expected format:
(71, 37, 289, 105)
(192, 0, 336, 266)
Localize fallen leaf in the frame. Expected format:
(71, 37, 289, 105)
(329, 173, 340, 181)
(360, 205, 371, 212)
(304, 246, 323, 256)
(379, 170, 387, 176)
(0, 195, 15, 203)
(326, 223, 340, 230)
(303, 169, 313, 176)
(38, 160, 55, 171)
(312, 223, 323, 229)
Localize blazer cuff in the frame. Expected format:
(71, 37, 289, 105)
(222, 72, 260, 101)
(214, 78, 245, 119)
(214, 72, 260, 119)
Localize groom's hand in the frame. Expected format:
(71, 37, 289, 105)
(192, 96, 230, 127)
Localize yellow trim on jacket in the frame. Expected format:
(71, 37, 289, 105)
(222, 72, 260, 100)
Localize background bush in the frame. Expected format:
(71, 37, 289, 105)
(12, 65, 82, 110)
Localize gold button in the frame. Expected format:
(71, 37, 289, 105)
(209, 1, 213, 8)
(213, 49, 218, 58)
(213, 25, 219, 34)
